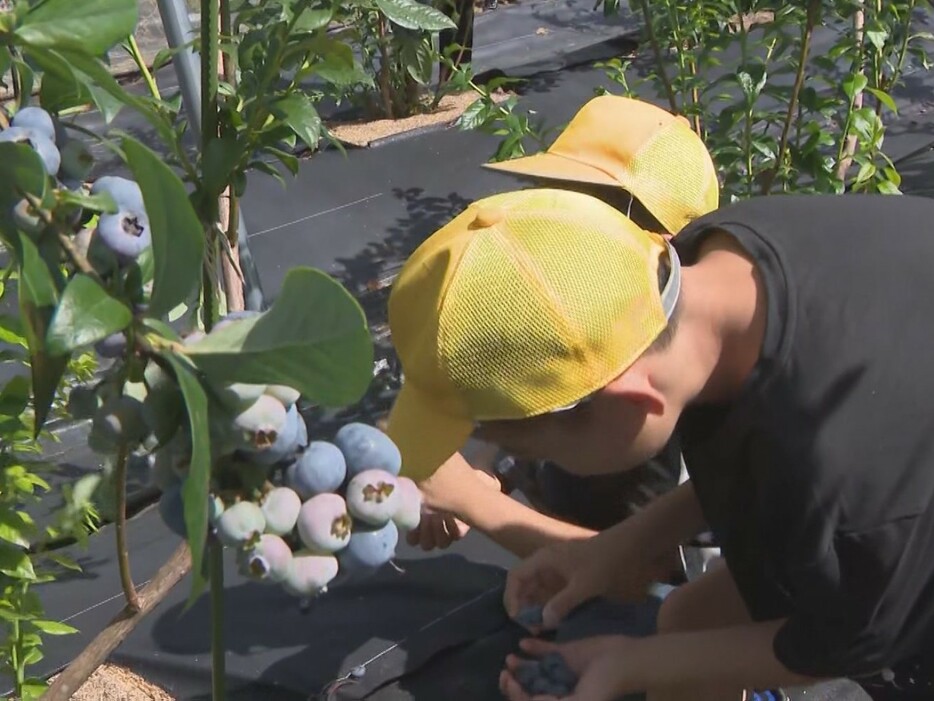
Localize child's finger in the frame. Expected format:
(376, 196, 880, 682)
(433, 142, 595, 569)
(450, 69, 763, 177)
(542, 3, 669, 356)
(499, 669, 531, 701)
(518, 638, 559, 657)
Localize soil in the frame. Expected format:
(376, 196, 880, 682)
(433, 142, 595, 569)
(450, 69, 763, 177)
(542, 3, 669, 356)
(326, 89, 511, 147)
(46, 663, 173, 700)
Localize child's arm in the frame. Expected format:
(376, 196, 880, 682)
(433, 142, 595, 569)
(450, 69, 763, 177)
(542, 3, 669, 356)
(415, 452, 597, 558)
(627, 620, 822, 692)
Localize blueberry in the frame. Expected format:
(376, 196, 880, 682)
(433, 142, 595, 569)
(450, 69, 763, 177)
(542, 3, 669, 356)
(67, 385, 101, 420)
(94, 332, 127, 359)
(295, 493, 351, 553)
(96, 210, 151, 264)
(58, 138, 94, 181)
(514, 661, 540, 690)
(251, 403, 303, 466)
(515, 604, 545, 629)
(0, 126, 61, 175)
(281, 550, 339, 597)
(260, 486, 301, 536)
(541, 652, 577, 688)
(345, 469, 400, 527)
(12, 198, 43, 235)
(11, 107, 55, 141)
(90, 176, 144, 211)
(334, 422, 402, 478)
(337, 520, 399, 573)
(215, 500, 266, 547)
(239, 533, 292, 582)
(234, 394, 288, 452)
(287, 440, 346, 498)
(91, 395, 148, 447)
(158, 484, 186, 537)
(390, 476, 422, 532)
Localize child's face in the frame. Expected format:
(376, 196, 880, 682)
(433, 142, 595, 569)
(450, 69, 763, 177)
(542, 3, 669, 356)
(472, 376, 677, 476)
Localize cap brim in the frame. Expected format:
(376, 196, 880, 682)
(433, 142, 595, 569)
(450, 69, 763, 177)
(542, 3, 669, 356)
(483, 152, 620, 189)
(386, 383, 474, 483)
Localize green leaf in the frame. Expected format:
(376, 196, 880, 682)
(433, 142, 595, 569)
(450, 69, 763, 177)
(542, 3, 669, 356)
(456, 98, 487, 131)
(375, 0, 456, 31)
(122, 137, 205, 319)
(184, 268, 373, 406)
(271, 95, 322, 152)
(0, 143, 47, 215)
(0, 508, 31, 548)
(18, 679, 47, 700)
(31, 619, 78, 635)
(202, 132, 244, 202)
(45, 552, 82, 572)
(843, 73, 869, 101)
(57, 189, 118, 214)
(15, 233, 69, 434)
(16, 0, 138, 55)
(160, 353, 211, 606)
(866, 87, 898, 114)
(0, 543, 35, 580)
(141, 317, 181, 342)
(45, 275, 132, 355)
(295, 7, 333, 31)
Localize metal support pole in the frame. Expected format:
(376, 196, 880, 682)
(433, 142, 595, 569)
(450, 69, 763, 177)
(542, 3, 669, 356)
(156, 0, 267, 311)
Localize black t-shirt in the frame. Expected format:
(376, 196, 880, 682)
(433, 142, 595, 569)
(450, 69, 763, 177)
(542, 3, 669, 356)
(673, 194, 934, 679)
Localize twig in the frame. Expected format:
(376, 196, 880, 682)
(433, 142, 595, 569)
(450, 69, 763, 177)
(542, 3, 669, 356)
(41, 543, 192, 701)
(114, 442, 141, 613)
(18, 191, 103, 285)
(376, 16, 394, 119)
(761, 0, 820, 195)
(636, 0, 678, 114)
(125, 34, 162, 102)
(837, 2, 865, 182)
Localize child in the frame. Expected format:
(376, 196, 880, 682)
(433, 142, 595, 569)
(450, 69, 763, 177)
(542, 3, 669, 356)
(385, 188, 934, 700)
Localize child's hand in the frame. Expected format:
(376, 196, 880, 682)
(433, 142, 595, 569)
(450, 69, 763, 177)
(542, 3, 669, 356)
(406, 508, 470, 550)
(499, 636, 640, 701)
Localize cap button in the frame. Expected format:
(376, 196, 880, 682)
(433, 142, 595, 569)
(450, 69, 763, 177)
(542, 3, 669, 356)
(469, 207, 506, 230)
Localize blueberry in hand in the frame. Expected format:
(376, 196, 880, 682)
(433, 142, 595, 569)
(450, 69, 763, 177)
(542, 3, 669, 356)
(540, 652, 578, 688)
(515, 604, 545, 629)
(514, 661, 541, 691)
(334, 422, 402, 478)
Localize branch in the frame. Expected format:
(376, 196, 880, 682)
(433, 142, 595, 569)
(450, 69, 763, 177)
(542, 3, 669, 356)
(761, 0, 820, 195)
(837, 2, 865, 182)
(636, 0, 678, 114)
(114, 443, 141, 613)
(42, 543, 192, 701)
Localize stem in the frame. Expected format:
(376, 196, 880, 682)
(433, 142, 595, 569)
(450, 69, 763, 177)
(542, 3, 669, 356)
(210, 538, 226, 700)
(837, 2, 866, 182)
(636, 0, 678, 114)
(125, 34, 162, 101)
(376, 16, 394, 119)
(57, 233, 103, 283)
(43, 544, 192, 701)
(891, 0, 917, 90)
(761, 0, 819, 195)
(201, 0, 220, 155)
(12, 614, 23, 693)
(10, 48, 21, 108)
(114, 442, 141, 613)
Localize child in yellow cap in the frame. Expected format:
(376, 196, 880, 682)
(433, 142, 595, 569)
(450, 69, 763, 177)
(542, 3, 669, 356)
(406, 96, 720, 575)
(386, 188, 934, 701)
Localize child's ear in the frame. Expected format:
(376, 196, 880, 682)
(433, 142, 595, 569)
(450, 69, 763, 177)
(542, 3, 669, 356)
(604, 369, 665, 416)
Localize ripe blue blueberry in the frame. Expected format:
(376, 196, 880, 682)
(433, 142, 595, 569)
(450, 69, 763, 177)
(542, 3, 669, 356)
(338, 520, 399, 573)
(0, 126, 61, 175)
(334, 422, 402, 479)
(11, 107, 55, 141)
(287, 441, 346, 498)
(96, 210, 151, 264)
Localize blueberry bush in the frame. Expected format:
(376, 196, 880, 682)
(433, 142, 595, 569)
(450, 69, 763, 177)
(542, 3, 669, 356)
(0, 0, 422, 698)
(597, 0, 933, 199)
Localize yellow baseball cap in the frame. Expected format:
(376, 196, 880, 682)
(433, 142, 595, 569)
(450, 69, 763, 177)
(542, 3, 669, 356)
(483, 95, 719, 234)
(386, 188, 682, 481)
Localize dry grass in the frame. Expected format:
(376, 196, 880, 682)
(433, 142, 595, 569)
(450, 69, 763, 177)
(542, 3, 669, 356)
(47, 663, 173, 701)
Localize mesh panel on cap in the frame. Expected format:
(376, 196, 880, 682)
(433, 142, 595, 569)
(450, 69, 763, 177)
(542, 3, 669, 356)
(629, 123, 719, 230)
(437, 203, 667, 420)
